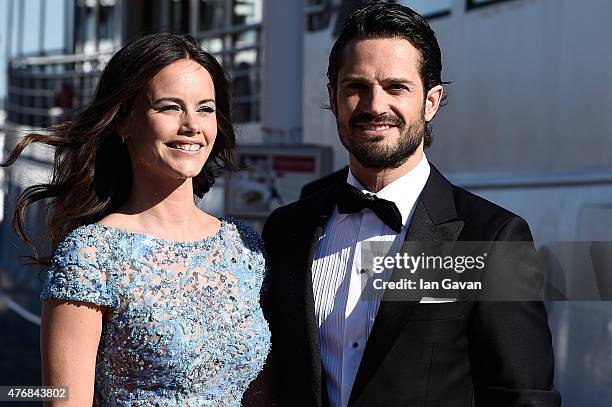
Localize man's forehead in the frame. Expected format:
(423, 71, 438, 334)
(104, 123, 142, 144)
(342, 37, 420, 55)
(337, 37, 422, 80)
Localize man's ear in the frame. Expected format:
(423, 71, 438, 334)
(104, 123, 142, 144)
(327, 83, 337, 116)
(424, 84, 444, 122)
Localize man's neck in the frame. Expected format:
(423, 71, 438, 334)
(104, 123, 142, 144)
(349, 148, 424, 193)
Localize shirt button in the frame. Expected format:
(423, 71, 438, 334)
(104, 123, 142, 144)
(352, 342, 359, 349)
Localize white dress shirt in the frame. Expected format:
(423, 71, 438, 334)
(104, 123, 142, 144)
(311, 154, 431, 407)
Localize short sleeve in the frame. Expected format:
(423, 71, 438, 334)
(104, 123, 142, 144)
(229, 218, 267, 289)
(40, 226, 119, 310)
(231, 218, 266, 256)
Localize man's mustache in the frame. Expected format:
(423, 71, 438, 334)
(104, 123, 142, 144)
(349, 113, 405, 128)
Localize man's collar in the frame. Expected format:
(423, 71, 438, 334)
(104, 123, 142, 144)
(343, 154, 430, 226)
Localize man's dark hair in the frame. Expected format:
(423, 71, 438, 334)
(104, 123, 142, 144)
(327, 2, 446, 147)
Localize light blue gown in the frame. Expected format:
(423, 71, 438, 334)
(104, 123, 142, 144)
(41, 218, 271, 406)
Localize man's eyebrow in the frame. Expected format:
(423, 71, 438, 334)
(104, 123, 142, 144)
(339, 77, 417, 87)
(339, 76, 369, 84)
(381, 78, 417, 87)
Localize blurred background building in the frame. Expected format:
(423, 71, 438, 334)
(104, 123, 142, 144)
(1, 0, 611, 405)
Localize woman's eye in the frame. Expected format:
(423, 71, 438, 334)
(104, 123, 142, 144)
(198, 106, 215, 113)
(157, 105, 181, 112)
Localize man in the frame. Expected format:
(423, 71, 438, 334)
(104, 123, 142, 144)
(262, 3, 560, 406)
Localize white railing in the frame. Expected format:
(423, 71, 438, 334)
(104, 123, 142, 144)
(6, 51, 114, 128)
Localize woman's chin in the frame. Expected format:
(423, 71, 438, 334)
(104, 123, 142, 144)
(167, 164, 206, 180)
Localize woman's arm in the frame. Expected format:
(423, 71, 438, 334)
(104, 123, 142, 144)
(41, 299, 104, 406)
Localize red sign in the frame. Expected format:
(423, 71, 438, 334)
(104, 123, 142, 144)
(273, 156, 316, 173)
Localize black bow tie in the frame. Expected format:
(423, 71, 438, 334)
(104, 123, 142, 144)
(335, 182, 403, 233)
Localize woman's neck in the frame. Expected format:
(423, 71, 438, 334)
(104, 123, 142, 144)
(117, 175, 214, 241)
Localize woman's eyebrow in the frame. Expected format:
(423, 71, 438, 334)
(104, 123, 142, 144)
(151, 97, 216, 105)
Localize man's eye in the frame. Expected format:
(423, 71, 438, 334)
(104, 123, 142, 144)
(388, 84, 408, 92)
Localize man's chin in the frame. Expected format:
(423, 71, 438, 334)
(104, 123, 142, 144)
(350, 128, 397, 142)
(351, 153, 410, 170)
(342, 135, 393, 152)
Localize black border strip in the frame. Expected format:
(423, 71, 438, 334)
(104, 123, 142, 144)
(466, 0, 520, 11)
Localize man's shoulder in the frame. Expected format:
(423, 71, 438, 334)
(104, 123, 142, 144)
(267, 188, 329, 225)
(451, 183, 514, 220)
(300, 167, 347, 199)
(428, 163, 522, 225)
(448, 182, 531, 240)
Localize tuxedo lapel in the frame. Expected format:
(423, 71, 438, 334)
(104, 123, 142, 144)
(290, 179, 343, 407)
(304, 213, 328, 407)
(348, 164, 464, 406)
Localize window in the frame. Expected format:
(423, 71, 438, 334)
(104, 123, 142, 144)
(305, 0, 334, 32)
(399, 0, 452, 19)
(199, 0, 224, 32)
(194, 0, 262, 123)
(232, 0, 260, 25)
(169, 0, 189, 33)
(74, 0, 119, 54)
(467, 0, 519, 10)
(97, 4, 115, 51)
(308, 0, 452, 35)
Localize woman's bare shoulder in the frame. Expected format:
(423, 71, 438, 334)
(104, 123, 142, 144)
(196, 210, 222, 233)
(96, 213, 135, 228)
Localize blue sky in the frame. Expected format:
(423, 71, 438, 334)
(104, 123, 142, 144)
(0, 0, 66, 101)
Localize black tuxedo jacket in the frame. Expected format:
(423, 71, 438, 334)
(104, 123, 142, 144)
(261, 164, 561, 407)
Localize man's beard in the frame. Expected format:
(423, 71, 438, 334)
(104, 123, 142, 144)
(337, 110, 425, 169)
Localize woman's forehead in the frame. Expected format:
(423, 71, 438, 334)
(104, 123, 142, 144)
(147, 59, 215, 98)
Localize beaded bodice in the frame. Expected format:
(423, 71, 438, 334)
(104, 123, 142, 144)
(41, 218, 271, 406)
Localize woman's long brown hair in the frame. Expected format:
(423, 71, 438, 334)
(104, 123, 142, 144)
(1, 33, 238, 266)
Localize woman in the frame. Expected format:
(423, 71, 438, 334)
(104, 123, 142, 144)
(2, 33, 270, 406)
